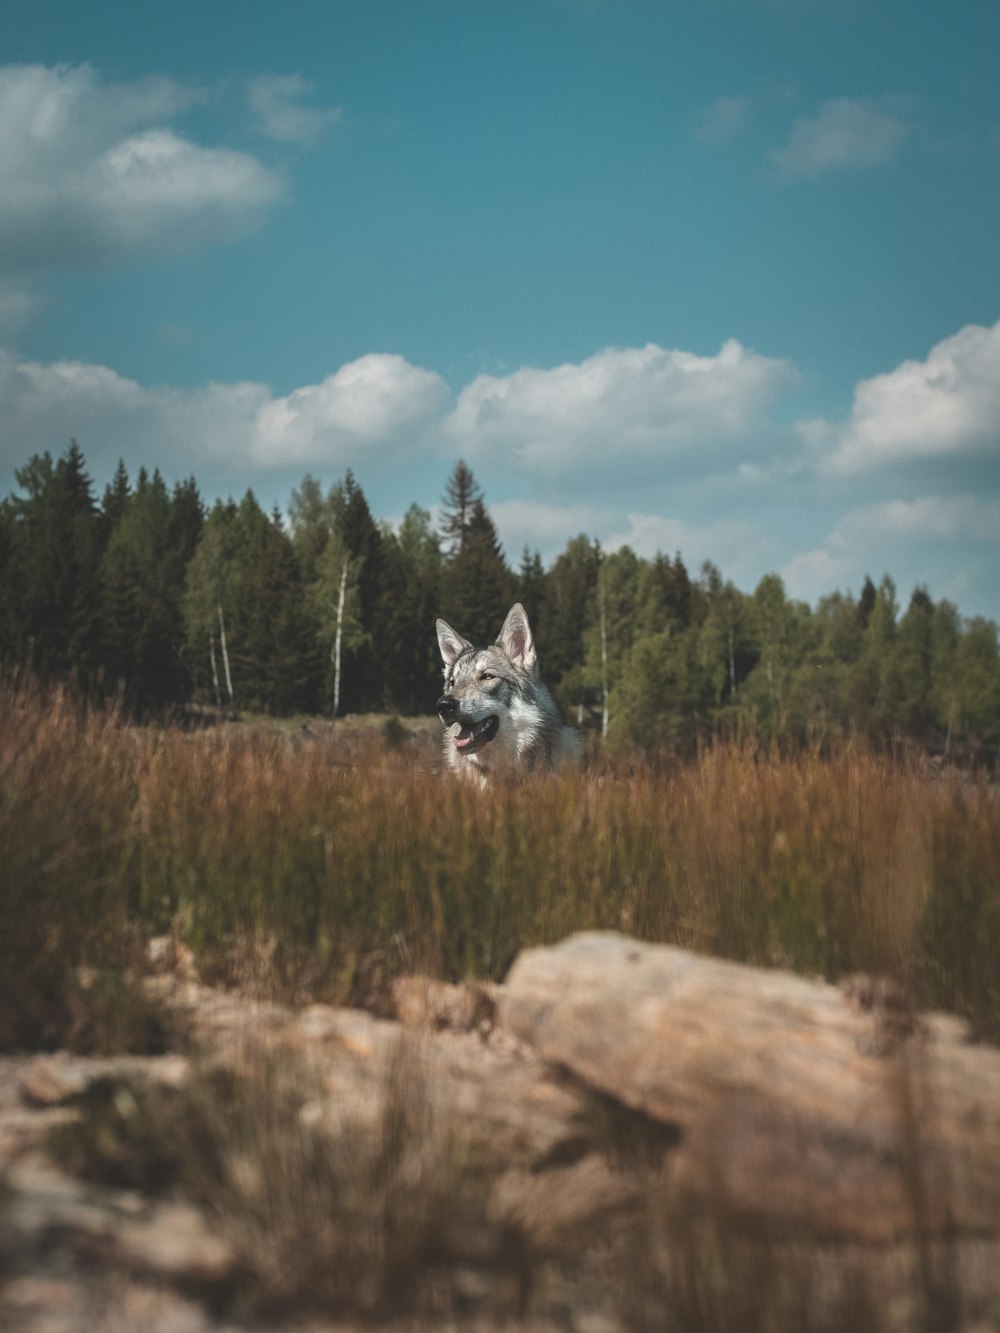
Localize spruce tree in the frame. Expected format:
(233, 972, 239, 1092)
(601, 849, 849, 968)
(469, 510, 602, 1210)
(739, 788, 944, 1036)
(540, 534, 601, 688)
(439, 459, 483, 555)
(440, 498, 513, 648)
(327, 471, 385, 711)
(517, 547, 546, 629)
(100, 468, 199, 709)
(5, 443, 103, 685)
(379, 505, 443, 714)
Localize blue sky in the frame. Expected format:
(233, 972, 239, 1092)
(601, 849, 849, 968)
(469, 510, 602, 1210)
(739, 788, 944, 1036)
(2, 0, 999, 620)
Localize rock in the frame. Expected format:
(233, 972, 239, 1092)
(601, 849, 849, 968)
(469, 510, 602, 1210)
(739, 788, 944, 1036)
(8, 934, 1000, 1330)
(21, 1056, 90, 1107)
(391, 976, 497, 1032)
(501, 931, 1000, 1244)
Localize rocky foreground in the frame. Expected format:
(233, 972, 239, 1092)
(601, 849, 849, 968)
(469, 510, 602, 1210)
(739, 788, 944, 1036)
(3, 933, 1000, 1331)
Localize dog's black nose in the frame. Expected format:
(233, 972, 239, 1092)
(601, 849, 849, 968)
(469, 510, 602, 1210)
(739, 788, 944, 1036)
(437, 695, 458, 722)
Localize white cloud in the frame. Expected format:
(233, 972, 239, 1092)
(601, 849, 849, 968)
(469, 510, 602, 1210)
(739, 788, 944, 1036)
(0, 349, 268, 476)
(247, 75, 342, 143)
(251, 355, 448, 466)
(603, 513, 782, 572)
(0, 63, 283, 274)
(694, 96, 754, 145)
(445, 340, 795, 474)
(781, 493, 1000, 607)
(806, 319, 1000, 474)
(836, 495, 1000, 545)
(770, 96, 917, 178)
(489, 499, 609, 560)
(0, 348, 448, 482)
(780, 546, 857, 603)
(487, 500, 783, 578)
(3, 337, 999, 622)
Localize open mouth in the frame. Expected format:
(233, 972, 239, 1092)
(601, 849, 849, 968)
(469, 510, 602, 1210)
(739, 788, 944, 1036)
(447, 714, 499, 753)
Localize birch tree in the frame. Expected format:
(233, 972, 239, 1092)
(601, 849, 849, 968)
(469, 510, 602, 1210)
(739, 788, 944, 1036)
(183, 499, 243, 712)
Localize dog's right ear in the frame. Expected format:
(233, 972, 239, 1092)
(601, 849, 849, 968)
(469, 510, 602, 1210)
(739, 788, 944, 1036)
(497, 603, 538, 673)
(436, 618, 473, 669)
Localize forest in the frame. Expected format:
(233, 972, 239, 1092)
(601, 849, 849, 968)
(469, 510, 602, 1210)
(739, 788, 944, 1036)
(1, 440, 998, 754)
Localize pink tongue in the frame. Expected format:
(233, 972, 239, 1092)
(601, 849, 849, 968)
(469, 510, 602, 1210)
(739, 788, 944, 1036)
(454, 731, 473, 748)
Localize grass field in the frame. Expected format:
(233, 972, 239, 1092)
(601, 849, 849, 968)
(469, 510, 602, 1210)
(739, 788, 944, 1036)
(3, 676, 998, 1054)
(5, 676, 1000, 1328)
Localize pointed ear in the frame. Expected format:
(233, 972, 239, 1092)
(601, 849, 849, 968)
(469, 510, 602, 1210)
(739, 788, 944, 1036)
(436, 618, 472, 669)
(497, 603, 537, 672)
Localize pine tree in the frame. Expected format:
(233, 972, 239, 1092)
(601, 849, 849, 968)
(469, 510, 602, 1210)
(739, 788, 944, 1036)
(101, 460, 132, 534)
(540, 534, 601, 692)
(99, 469, 180, 707)
(581, 546, 642, 732)
(378, 505, 443, 714)
(183, 498, 243, 711)
(4, 443, 104, 685)
(235, 505, 315, 713)
(327, 471, 386, 711)
(517, 548, 546, 629)
(439, 459, 483, 555)
(440, 498, 513, 648)
(955, 618, 1000, 745)
(287, 474, 330, 585)
(893, 586, 935, 737)
(637, 551, 692, 636)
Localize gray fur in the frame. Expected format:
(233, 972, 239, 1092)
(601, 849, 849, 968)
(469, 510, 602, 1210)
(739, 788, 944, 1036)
(435, 603, 579, 783)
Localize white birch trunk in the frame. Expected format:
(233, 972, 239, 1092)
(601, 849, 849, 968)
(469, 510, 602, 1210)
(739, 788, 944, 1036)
(218, 604, 235, 715)
(728, 612, 737, 703)
(599, 580, 609, 742)
(209, 634, 222, 710)
(331, 563, 348, 719)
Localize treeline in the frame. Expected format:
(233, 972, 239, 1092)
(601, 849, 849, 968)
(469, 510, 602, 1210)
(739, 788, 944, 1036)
(1, 442, 998, 752)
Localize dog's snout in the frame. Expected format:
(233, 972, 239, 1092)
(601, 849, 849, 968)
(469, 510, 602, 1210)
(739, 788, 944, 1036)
(437, 695, 458, 722)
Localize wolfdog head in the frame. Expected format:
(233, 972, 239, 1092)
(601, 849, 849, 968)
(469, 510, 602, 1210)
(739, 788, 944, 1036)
(435, 603, 562, 775)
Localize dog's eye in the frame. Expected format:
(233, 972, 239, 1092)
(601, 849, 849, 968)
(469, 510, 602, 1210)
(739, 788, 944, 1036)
(479, 671, 497, 682)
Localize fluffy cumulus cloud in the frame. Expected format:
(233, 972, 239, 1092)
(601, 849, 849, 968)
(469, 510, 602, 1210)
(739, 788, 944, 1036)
(0, 349, 268, 478)
(0, 63, 284, 274)
(445, 340, 795, 474)
(0, 348, 447, 484)
(770, 96, 918, 178)
(803, 320, 1000, 474)
(4, 325, 998, 621)
(251, 355, 449, 466)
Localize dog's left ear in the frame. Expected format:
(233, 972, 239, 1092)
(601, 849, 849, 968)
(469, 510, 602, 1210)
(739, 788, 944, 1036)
(497, 603, 537, 673)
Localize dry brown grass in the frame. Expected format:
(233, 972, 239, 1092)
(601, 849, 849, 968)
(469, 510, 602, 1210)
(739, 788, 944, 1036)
(3, 677, 999, 1051)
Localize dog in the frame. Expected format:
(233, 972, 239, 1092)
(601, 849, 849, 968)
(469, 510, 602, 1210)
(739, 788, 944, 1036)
(435, 602, 579, 781)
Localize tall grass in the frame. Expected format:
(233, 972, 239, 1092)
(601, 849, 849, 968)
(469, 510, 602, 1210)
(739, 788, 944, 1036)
(0, 679, 163, 1051)
(2, 678, 998, 1049)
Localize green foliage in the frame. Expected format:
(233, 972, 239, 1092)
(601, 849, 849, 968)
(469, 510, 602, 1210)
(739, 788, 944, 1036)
(1, 444, 997, 753)
(379, 505, 444, 713)
(2, 443, 104, 685)
(540, 533, 602, 702)
(100, 468, 201, 708)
